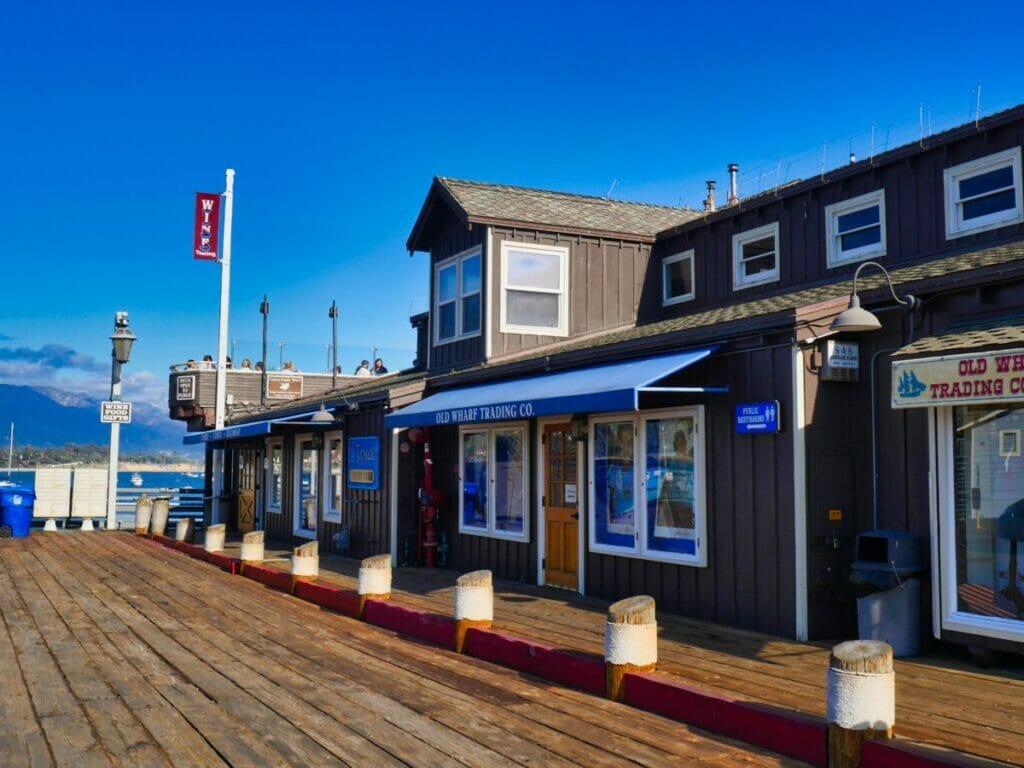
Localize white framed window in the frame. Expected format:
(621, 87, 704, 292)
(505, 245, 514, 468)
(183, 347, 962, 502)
(588, 407, 706, 566)
(293, 433, 319, 538)
(322, 431, 344, 524)
(732, 223, 779, 289)
(434, 246, 482, 344)
(944, 147, 1023, 239)
(662, 250, 695, 305)
(826, 189, 886, 267)
(265, 439, 283, 513)
(500, 241, 569, 336)
(458, 423, 529, 541)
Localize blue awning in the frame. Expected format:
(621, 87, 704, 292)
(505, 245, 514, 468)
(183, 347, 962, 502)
(182, 409, 326, 445)
(384, 347, 721, 429)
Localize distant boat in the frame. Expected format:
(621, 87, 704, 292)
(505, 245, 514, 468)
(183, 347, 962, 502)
(130, 472, 143, 487)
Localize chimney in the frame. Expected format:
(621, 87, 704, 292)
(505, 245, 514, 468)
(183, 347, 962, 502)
(727, 163, 739, 206)
(703, 180, 717, 212)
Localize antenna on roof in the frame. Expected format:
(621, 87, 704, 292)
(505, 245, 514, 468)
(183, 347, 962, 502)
(975, 81, 983, 128)
(869, 122, 876, 163)
(605, 179, 618, 199)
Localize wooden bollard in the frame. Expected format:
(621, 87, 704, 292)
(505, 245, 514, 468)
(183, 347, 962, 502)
(453, 570, 493, 653)
(174, 518, 193, 542)
(204, 523, 226, 552)
(605, 595, 657, 702)
(150, 497, 170, 536)
(358, 554, 392, 618)
(291, 541, 319, 584)
(134, 495, 153, 534)
(240, 530, 265, 564)
(827, 640, 895, 768)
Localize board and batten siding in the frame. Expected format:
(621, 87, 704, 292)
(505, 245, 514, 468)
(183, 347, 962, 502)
(489, 228, 652, 360)
(645, 121, 1024, 324)
(584, 346, 797, 637)
(428, 221, 486, 372)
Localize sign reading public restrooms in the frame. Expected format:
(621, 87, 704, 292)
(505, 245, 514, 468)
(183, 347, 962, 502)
(892, 348, 1024, 408)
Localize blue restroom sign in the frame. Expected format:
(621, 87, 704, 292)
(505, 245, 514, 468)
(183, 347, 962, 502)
(734, 401, 781, 434)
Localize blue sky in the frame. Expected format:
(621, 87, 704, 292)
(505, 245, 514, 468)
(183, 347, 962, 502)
(2, 1, 1023, 410)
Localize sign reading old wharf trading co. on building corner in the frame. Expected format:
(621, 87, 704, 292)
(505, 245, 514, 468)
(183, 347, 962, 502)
(435, 401, 536, 424)
(892, 347, 1024, 408)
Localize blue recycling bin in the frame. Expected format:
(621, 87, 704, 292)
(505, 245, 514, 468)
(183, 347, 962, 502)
(0, 484, 36, 537)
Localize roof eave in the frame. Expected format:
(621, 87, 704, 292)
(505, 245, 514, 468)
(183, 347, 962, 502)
(406, 177, 471, 253)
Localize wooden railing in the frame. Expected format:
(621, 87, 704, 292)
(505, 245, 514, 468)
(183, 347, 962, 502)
(115, 486, 205, 532)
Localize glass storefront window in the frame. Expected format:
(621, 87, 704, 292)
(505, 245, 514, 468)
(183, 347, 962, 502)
(644, 414, 698, 557)
(325, 435, 343, 523)
(459, 424, 529, 540)
(267, 441, 283, 511)
(953, 405, 1024, 622)
(592, 419, 636, 548)
(295, 436, 319, 535)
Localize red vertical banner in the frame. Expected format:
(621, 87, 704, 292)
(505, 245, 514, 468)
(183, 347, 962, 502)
(193, 192, 221, 260)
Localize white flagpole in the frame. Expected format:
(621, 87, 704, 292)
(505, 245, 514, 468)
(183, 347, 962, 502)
(215, 169, 234, 430)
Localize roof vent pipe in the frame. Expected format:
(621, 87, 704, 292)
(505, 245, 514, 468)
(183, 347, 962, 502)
(727, 163, 739, 206)
(703, 180, 716, 212)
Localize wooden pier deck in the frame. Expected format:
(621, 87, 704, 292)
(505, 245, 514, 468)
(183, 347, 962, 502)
(234, 539, 1024, 768)
(0, 532, 809, 767)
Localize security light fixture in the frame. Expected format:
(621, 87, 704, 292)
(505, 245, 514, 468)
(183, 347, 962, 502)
(830, 261, 918, 333)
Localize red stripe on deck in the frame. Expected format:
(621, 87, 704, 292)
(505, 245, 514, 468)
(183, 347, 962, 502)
(175, 541, 207, 559)
(294, 581, 360, 617)
(362, 600, 455, 647)
(862, 739, 976, 768)
(463, 628, 605, 694)
(241, 563, 294, 593)
(623, 672, 827, 767)
(204, 551, 241, 574)
(151, 535, 178, 549)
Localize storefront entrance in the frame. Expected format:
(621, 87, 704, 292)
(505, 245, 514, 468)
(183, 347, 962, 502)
(236, 448, 258, 533)
(543, 423, 579, 589)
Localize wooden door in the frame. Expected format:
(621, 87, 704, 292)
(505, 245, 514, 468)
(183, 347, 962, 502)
(544, 424, 579, 589)
(237, 449, 257, 533)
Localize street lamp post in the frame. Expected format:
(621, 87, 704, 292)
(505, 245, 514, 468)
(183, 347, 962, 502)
(106, 311, 136, 531)
(259, 294, 269, 405)
(329, 300, 338, 388)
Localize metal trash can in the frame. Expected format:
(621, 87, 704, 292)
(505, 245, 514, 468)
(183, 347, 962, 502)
(0, 484, 37, 538)
(850, 529, 923, 657)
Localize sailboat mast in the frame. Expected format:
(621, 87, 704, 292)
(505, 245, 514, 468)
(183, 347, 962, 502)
(6, 422, 13, 478)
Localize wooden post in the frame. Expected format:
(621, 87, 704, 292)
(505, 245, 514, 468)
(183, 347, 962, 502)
(174, 518, 193, 542)
(150, 497, 170, 536)
(827, 640, 895, 768)
(358, 554, 392, 619)
(291, 540, 319, 585)
(240, 530, 265, 564)
(605, 595, 657, 702)
(204, 523, 226, 552)
(453, 570, 493, 653)
(134, 495, 153, 535)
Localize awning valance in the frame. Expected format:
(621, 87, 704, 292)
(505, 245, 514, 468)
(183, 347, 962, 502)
(182, 408, 328, 445)
(384, 348, 721, 429)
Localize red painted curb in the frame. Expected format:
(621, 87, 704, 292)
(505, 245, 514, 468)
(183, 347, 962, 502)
(204, 551, 241, 574)
(241, 563, 294, 593)
(151, 535, 178, 548)
(363, 600, 455, 648)
(294, 580, 360, 617)
(175, 541, 207, 559)
(623, 671, 828, 767)
(862, 739, 976, 768)
(463, 628, 605, 695)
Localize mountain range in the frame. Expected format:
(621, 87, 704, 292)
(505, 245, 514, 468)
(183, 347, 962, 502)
(0, 384, 198, 455)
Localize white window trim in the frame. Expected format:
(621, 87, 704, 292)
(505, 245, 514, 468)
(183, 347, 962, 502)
(935, 407, 1024, 643)
(499, 240, 570, 337)
(458, 422, 530, 542)
(587, 407, 707, 567)
(732, 222, 780, 289)
(265, 438, 283, 514)
(944, 146, 1024, 239)
(322, 430, 344, 524)
(662, 249, 696, 306)
(292, 433, 318, 539)
(825, 189, 887, 268)
(433, 246, 482, 346)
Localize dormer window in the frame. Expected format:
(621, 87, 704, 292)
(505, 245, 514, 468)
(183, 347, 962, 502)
(500, 241, 569, 336)
(434, 247, 481, 344)
(662, 250, 695, 305)
(944, 147, 1023, 239)
(732, 223, 779, 289)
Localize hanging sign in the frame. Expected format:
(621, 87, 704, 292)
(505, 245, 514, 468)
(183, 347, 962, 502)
(193, 192, 221, 260)
(892, 347, 1024, 408)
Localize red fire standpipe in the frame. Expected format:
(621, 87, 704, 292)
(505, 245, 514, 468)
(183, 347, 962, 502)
(419, 430, 442, 567)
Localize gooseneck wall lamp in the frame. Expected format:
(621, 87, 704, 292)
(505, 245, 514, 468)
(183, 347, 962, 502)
(830, 260, 918, 333)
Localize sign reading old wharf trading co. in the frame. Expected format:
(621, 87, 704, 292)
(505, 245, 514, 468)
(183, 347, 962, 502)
(892, 347, 1024, 408)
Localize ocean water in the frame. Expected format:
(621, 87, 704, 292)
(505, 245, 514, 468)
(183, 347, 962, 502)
(1, 469, 204, 491)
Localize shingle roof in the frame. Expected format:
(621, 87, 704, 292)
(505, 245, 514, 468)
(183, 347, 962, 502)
(894, 311, 1024, 358)
(407, 177, 702, 251)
